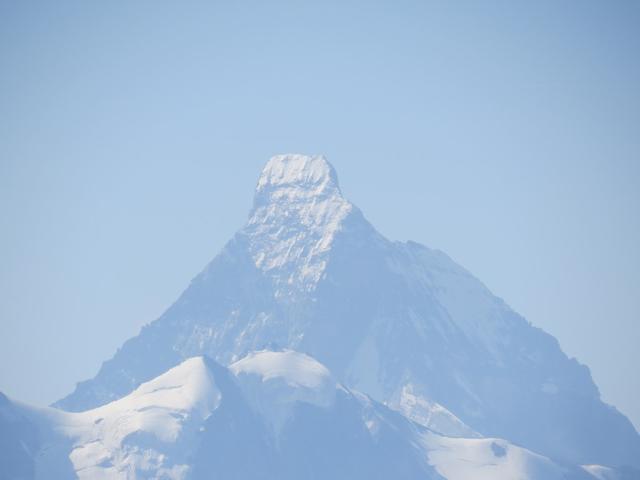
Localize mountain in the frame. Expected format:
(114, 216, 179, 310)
(2, 351, 633, 480)
(55, 154, 640, 468)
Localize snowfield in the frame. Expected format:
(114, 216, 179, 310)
(2, 351, 636, 479)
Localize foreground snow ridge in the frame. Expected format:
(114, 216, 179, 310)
(230, 349, 333, 390)
(2, 351, 635, 480)
(58, 357, 221, 479)
(229, 350, 336, 392)
(230, 350, 337, 434)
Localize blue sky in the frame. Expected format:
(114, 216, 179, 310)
(1, 0, 639, 427)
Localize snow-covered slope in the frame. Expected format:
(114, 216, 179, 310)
(4, 358, 221, 479)
(3, 351, 634, 480)
(2, 352, 434, 480)
(229, 350, 337, 434)
(55, 154, 640, 469)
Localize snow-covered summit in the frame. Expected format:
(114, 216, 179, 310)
(95, 356, 221, 421)
(230, 350, 337, 433)
(230, 349, 334, 390)
(254, 154, 341, 200)
(246, 155, 354, 295)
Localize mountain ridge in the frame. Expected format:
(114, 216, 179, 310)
(5, 351, 636, 480)
(54, 154, 640, 469)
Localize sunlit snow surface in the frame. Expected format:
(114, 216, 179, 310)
(17, 358, 221, 479)
(229, 350, 336, 434)
(2, 351, 634, 480)
(423, 434, 566, 480)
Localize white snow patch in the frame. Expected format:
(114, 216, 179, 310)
(230, 350, 337, 434)
(422, 432, 567, 480)
(22, 357, 221, 480)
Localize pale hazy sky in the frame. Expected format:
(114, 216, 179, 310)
(1, 1, 639, 428)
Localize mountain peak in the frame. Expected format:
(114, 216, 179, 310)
(246, 155, 354, 294)
(230, 350, 337, 434)
(104, 356, 221, 420)
(230, 350, 334, 391)
(255, 154, 341, 201)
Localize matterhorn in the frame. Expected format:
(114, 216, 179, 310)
(3, 154, 638, 479)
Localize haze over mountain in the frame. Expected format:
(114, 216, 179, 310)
(52, 154, 640, 471)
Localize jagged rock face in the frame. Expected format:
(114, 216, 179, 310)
(55, 154, 640, 468)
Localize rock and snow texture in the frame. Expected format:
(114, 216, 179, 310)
(1, 353, 433, 480)
(2, 351, 634, 480)
(66, 357, 221, 478)
(229, 350, 337, 434)
(6, 357, 222, 479)
(54, 154, 640, 469)
(248, 154, 353, 296)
